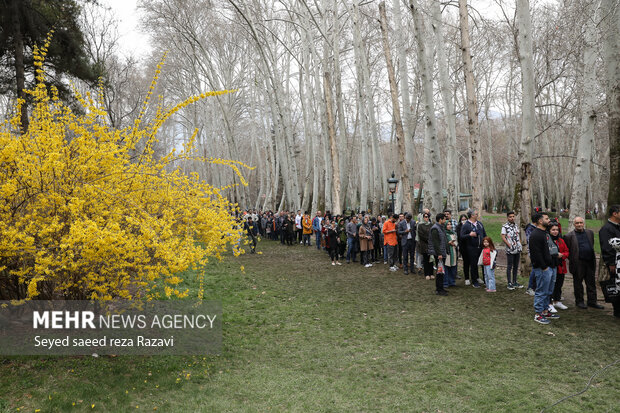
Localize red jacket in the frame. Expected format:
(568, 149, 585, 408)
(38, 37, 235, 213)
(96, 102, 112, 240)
(557, 237, 569, 274)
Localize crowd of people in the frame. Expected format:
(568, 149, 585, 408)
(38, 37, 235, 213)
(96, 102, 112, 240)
(241, 205, 620, 322)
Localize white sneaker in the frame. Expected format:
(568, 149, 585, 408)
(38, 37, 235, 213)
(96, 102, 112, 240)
(368, 263, 373, 267)
(300, 241, 303, 244)
(364, 263, 370, 268)
(336, 262, 342, 265)
(477, 278, 483, 285)
(332, 262, 336, 266)
(526, 288, 535, 296)
(465, 280, 471, 286)
(548, 304, 557, 313)
(389, 266, 397, 272)
(554, 301, 568, 310)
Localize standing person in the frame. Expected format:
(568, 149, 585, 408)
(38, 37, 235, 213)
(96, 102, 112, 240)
(295, 210, 303, 244)
(456, 214, 470, 284)
(549, 222, 569, 311)
(397, 213, 405, 268)
(398, 213, 416, 275)
(564, 217, 604, 309)
(444, 221, 458, 288)
(338, 218, 347, 259)
(502, 211, 524, 290)
(286, 214, 296, 246)
(312, 211, 323, 250)
(417, 213, 433, 280)
(371, 217, 381, 263)
(302, 212, 313, 246)
(443, 209, 458, 234)
(327, 220, 342, 266)
(459, 209, 487, 288)
(415, 208, 430, 273)
(599, 205, 620, 317)
(530, 212, 558, 324)
(346, 216, 359, 264)
(383, 214, 399, 271)
(359, 216, 374, 268)
(478, 237, 497, 292)
(428, 213, 449, 295)
(244, 217, 259, 253)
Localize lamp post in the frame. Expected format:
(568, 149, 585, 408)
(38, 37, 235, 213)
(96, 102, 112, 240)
(387, 172, 399, 214)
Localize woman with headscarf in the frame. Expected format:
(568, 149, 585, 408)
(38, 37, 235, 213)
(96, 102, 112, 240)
(444, 220, 458, 288)
(359, 216, 375, 268)
(417, 212, 433, 280)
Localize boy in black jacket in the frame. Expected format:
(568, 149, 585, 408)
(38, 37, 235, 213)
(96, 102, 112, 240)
(599, 205, 620, 317)
(529, 212, 557, 324)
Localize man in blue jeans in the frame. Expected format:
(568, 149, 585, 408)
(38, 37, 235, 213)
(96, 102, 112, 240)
(312, 211, 323, 250)
(529, 212, 559, 324)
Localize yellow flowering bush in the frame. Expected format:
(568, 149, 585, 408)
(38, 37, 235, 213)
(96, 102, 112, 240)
(0, 34, 250, 300)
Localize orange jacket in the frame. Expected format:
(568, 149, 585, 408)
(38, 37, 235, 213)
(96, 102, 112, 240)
(383, 220, 398, 246)
(302, 216, 313, 234)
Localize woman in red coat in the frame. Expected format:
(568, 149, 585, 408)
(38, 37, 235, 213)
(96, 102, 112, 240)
(551, 224, 570, 310)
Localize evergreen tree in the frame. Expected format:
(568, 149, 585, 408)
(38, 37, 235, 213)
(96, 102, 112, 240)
(0, 0, 101, 132)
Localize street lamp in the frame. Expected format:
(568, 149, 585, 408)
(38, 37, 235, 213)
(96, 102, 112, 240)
(387, 172, 399, 214)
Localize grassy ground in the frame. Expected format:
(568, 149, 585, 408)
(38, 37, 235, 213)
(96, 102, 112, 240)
(1, 241, 619, 412)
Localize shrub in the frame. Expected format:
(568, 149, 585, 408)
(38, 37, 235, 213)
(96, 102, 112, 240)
(0, 35, 250, 300)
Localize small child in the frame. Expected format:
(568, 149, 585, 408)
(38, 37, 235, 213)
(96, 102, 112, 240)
(478, 237, 497, 292)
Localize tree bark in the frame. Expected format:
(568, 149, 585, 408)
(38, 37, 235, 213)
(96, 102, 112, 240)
(324, 71, 342, 215)
(602, 0, 620, 206)
(433, 0, 458, 212)
(11, 0, 28, 133)
(408, 0, 443, 217)
(569, 2, 599, 229)
(379, 2, 410, 216)
(459, 0, 483, 215)
(516, 0, 536, 276)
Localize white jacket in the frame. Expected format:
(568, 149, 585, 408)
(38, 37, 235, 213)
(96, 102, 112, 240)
(478, 249, 497, 267)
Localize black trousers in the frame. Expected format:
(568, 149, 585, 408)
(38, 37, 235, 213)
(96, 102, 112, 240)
(467, 246, 482, 282)
(422, 253, 433, 277)
(552, 272, 565, 301)
(402, 239, 416, 272)
(461, 245, 470, 280)
(572, 260, 597, 304)
(434, 256, 446, 292)
(506, 253, 520, 284)
(329, 246, 339, 261)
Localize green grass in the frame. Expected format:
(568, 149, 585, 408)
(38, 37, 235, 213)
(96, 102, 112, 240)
(481, 214, 604, 254)
(1, 241, 619, 412)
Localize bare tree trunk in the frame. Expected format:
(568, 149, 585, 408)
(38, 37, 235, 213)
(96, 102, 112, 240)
(459, 0, 483, 215)
(408, 0, 443, 217)
(392, 0, 414, 212)
(332, 0, 349, 208)
(324, 72, 342, 214)
(515, 0, 536, 276)
(379, 1, 410, 216)
(352, 1, 370, 212)
(602, 0, 620, 206)
(10, 0, 28, 133)
(433, 0, 458, 212)
(569, 2, 600, 229)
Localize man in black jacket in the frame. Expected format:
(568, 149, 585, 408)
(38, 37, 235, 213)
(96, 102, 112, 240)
(428, 213, 448, 296)
(459, 209, 487, 288)
(529, 212, 557, 324)
(599, 204, 620, 317)
(397, 213, 416, 275)
(564, 217, 603, 309)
